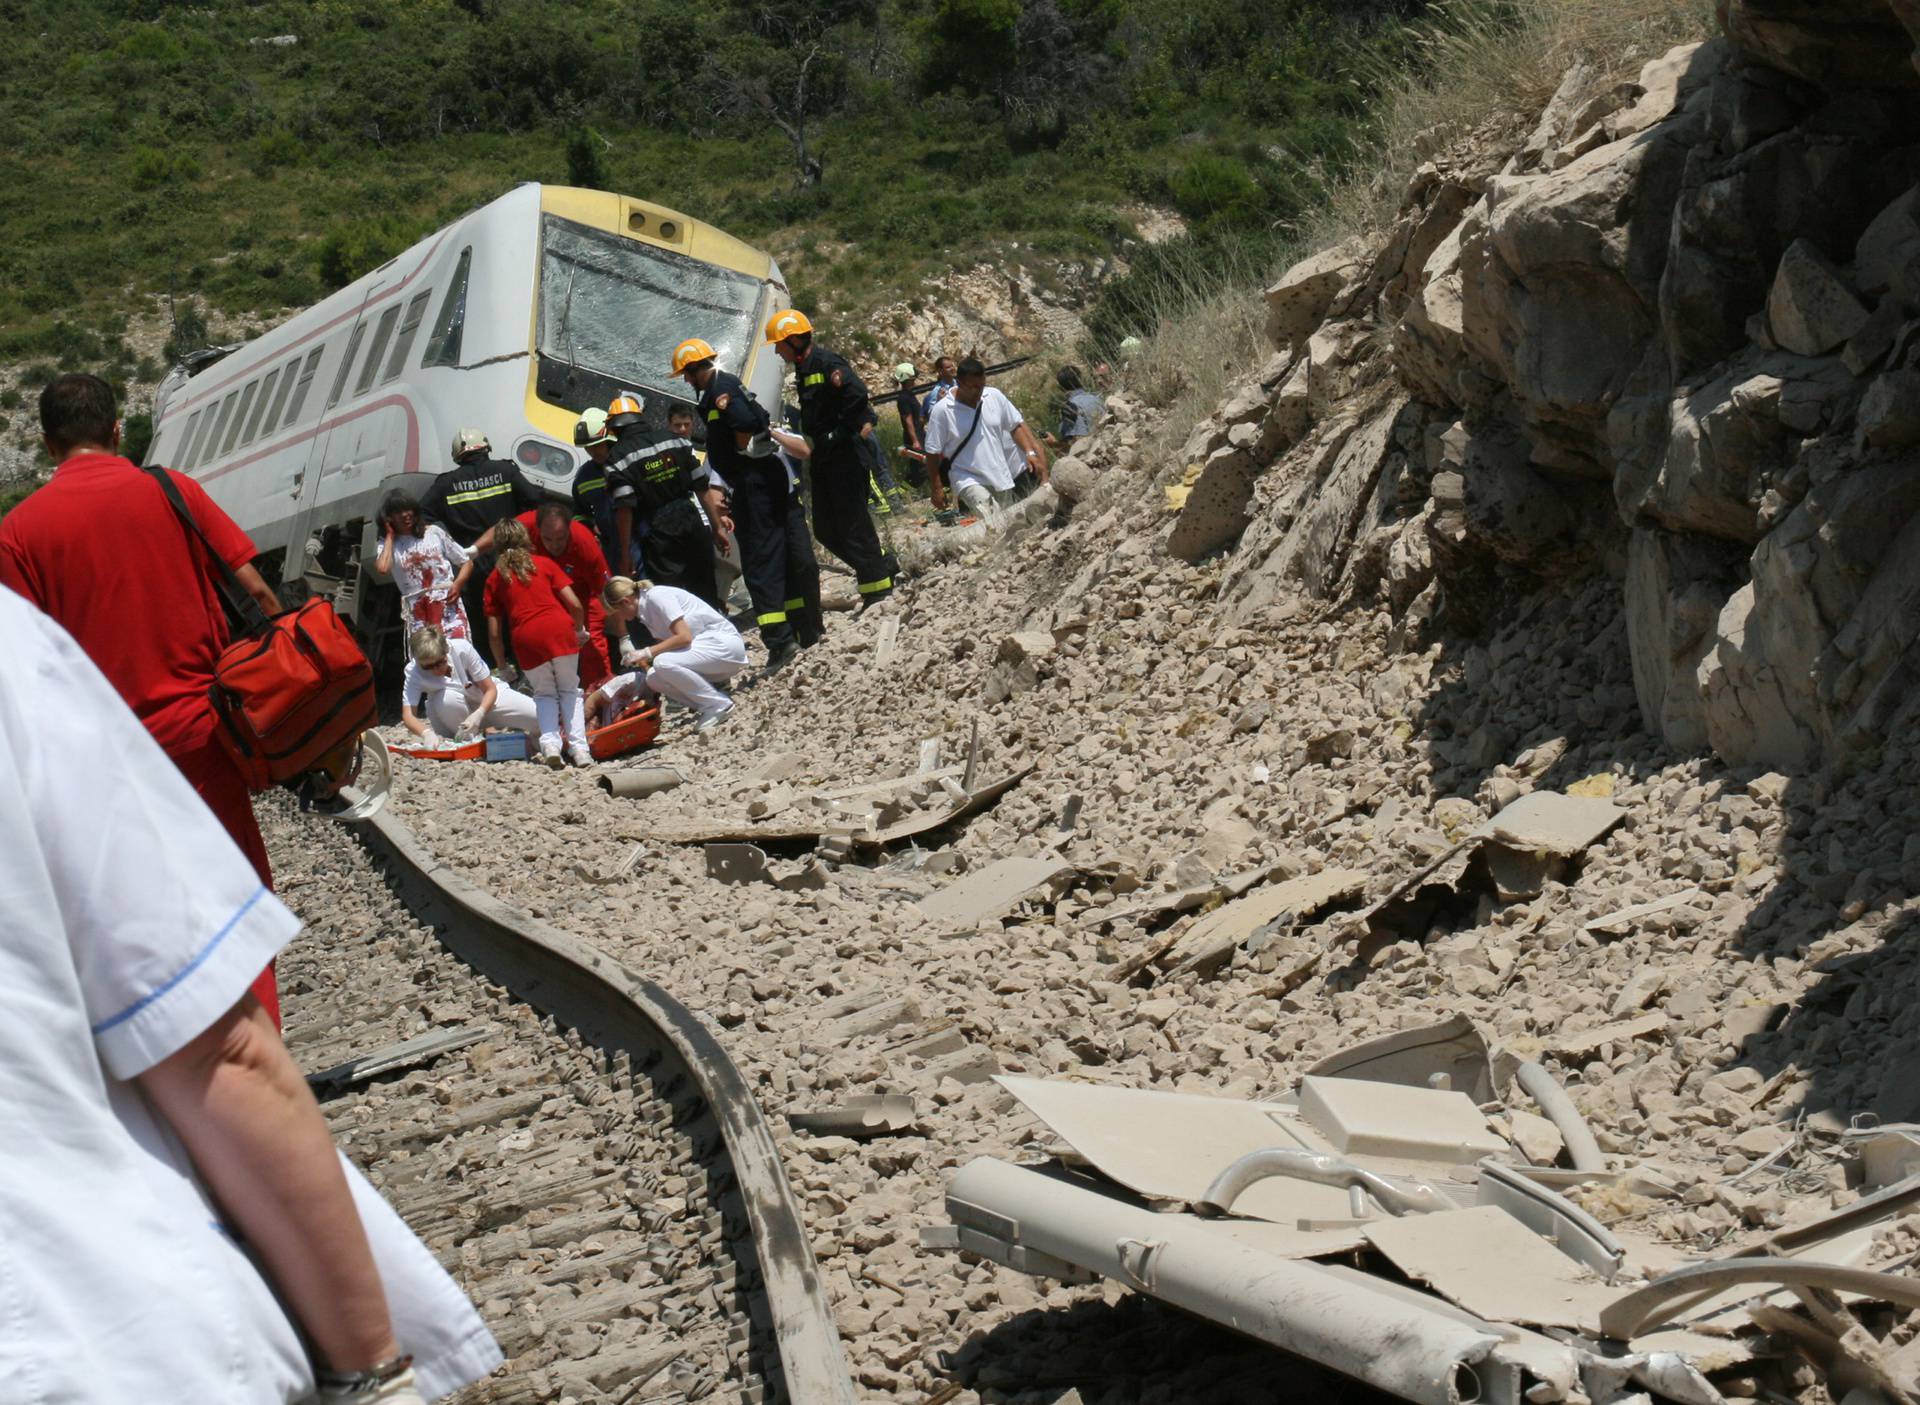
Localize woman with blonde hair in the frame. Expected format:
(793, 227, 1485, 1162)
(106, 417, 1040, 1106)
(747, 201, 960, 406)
(600, 574, 746, 733)
(399, 625, 538, 743)
(483, 518, 592, 767)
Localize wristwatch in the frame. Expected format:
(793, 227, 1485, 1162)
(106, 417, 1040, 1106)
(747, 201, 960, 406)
(316, 1354, 413, 1399)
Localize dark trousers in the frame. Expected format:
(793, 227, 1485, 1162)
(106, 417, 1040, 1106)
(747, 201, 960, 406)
(731, 463, 798, 650)
(783, 493, 824, 645)
(813, 443, 898, 599)
(642, 497, 721, 610)
(857, 434, 897, 498)
(461, 555, 496, 664)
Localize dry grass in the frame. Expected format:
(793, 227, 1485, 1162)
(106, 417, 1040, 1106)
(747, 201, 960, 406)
(1314, 0, 1718, 240)
(1121, 0, 1716, 468)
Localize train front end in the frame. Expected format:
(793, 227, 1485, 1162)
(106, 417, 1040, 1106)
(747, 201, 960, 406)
(512, 186, 790, 494)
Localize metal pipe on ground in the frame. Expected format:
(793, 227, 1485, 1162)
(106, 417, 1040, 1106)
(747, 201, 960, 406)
(948, 1158, 1517, 1405)
(600, 767, 685, 799)
(1513, 1061, 1606, 1172)
(1196, 1148, 1448, 1219)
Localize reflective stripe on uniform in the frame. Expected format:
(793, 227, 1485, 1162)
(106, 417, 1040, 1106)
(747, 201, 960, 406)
(857, 577, 892, 594)
(755, 610, 788, 626)
(802, 373, 825, 387)
(577, 476, 607, 495)
(783, 597, 805, 610)
(443, 484, 512, 506)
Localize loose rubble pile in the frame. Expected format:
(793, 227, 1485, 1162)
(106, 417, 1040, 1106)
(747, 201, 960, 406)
(258, 6, 1920, 1400)
(346, 453, 1917, 1401)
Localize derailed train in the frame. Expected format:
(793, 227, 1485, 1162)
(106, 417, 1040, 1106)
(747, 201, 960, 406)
(149, 182, 789, 635)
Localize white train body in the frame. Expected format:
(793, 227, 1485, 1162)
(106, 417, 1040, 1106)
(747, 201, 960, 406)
(149, 183, 787, 610)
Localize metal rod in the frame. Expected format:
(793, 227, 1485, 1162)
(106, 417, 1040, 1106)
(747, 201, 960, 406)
(1195, 1149, 1449, 1219)
(1513, 1061, 1606, 1172)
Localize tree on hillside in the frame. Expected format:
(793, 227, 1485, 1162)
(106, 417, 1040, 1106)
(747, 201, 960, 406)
(702, 0, 878, 188)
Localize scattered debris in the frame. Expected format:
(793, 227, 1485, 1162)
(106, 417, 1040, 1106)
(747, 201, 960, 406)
(1151, 867, 1367, 980)
(1362, 789, 1627, 942)
(1365, 1204, 1622, 1331)
(1584, 890, 1706, 935)
(599, 766, 685, 799)
(305, 1027, 490, 1093)
(787, 1095, 919, 1140)
(575, 840, 646, 885)
(1304, 1013, 1496, 1103)
(703, 841, 829, 892)
(915, 856, 1074, 929)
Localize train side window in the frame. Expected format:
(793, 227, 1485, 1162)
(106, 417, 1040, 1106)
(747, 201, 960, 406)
(172, 410, 203, 468)
(355, 304, 401, 396)
(284, 347, 325, 425)
(241, 368, 279, 446)
(203, 391, 240, 464)
(382, 290, 432, 384)
(221, 381, 260, 457)
(421, 247, 471, 368)
(259, 355, 299, 437)
(326, 325, 366, 410)
(185, 405, 217, 469)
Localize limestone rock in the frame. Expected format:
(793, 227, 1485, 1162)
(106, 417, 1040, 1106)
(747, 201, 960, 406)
(1858, 369, 1920, 447)
(1855, 185, 1920, 298)
(1625, 529, 1744, 752)
(1264, 240, 1370, 350)
(1050, 455, 1099, 505)
(1166, 447, 1257, 564)
(1767, 239, 1870, 355)
(1718, 0, 1920, 91)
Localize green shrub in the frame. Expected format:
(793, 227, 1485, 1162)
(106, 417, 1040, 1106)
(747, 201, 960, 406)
(313, 215, 421, 289)
(129, 145, 199, 188)
(250, 128, 303, 174)
(122, 412, 154, 466)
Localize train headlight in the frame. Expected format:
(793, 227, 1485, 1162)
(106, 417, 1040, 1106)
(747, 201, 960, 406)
(514, 437, 575, 481)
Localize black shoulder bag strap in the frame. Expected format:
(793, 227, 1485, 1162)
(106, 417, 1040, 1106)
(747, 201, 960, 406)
(934, 397, 983, 483)
(142, 464, 272, 637)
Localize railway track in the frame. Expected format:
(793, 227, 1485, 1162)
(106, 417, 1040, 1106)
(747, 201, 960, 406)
(263, 796, 854, 1405)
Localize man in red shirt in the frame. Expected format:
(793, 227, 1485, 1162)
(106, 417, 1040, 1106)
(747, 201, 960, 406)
(477, 499, 614, 691)
(0, 373, 285, 1023)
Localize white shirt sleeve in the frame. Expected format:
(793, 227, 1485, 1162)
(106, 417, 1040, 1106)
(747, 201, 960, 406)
(924, 401, 949, 456)
(450, 638, 491, 688)
(433, 524, 469, 570)
(996, 388, 1024, 427)
(2, 594, 299, 1080)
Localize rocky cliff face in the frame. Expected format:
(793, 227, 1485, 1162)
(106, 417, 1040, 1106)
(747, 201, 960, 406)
(1162, 1, 1920, 773)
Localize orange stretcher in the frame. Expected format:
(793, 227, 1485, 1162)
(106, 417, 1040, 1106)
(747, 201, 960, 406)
(588, 700, 663, 761)
(391, 738, 489, 762)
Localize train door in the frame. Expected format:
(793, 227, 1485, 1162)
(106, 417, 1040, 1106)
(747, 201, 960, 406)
(281, 278, 387, 593)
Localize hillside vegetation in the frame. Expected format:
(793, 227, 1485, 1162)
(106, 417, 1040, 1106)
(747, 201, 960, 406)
(0, 0, 1428, 379)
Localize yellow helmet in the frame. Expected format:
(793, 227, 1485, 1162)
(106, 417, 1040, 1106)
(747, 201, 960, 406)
(670, 338, 716, 375)
(764, 308, 813, 343)
(606, 391, 645, 429)
(575, 406, 617, 448)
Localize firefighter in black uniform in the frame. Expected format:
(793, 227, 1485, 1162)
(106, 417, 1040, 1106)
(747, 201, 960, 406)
(604, 390, 727, 609)
(570, 405, 629, 575)
(765, 309, 898, 606)
(422, 427, 548, 662)
(773, 403, 825, 649)
(674, 336, 820, 671)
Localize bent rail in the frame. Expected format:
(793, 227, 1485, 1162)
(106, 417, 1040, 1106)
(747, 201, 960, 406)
(358, 808, 856, 1405)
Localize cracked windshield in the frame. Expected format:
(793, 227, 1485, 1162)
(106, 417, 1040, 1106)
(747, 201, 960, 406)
(538, 214, 761, 400)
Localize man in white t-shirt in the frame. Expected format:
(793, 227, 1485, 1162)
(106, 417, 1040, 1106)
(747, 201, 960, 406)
(604, 578, 747, 731)
(923, 357, 1049, 520)
(0, 587, 501, 1402)
(401, 626, 538, 742)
